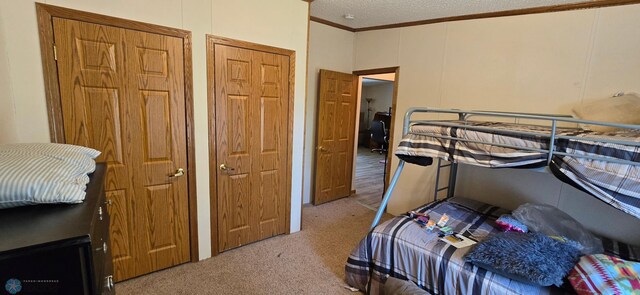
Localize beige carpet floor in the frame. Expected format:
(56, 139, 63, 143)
(116, 196, 390, 294)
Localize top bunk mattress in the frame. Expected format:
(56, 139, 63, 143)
(395, 120, 640, 219)
(397, 121, 570, 168)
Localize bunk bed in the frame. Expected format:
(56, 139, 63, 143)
(345, 107, 640, 294)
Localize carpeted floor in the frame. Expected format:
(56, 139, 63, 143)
(116, 196, 390, 294)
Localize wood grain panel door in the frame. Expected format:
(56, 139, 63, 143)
(53, 17, 190, 281)
(214, 44, 289, 252)
(313, 69, 358, 205)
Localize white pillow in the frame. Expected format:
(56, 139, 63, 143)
(0, 153, 91, 208)
(572, 93, 640, 132)
(0, 143, 100, 209)
(0, 143, 100, 175)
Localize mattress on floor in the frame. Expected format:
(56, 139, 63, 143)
(345, 197, 640, 295)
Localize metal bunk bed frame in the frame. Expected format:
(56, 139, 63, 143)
(370, 107, 640, 229)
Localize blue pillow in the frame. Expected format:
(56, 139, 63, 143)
(464, 232, 580, 286)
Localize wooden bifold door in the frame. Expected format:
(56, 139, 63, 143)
(208, 37, 294, 253)
(40, 6, 194, 281)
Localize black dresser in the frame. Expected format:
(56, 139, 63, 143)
(0, 164, 113, 294)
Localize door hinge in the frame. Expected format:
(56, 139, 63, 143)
(53, 44, 58, 61)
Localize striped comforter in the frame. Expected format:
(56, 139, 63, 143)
(345, 197, 640, 294)
(395, 121, 640, 219)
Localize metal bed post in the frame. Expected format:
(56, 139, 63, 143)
(547, 120, 557, 165)
(369, 108, 422, 229)
(445, 112, 467, 200)
(370, 160, 405, 230)
(433, 159, 443, 202)
(446, 164, 458, 199)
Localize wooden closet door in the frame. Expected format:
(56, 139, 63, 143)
(214, 44, 289, 251)
(125, 28, 190, 274)
(53, 18, 190, 281)
(251, 50, 289, 241)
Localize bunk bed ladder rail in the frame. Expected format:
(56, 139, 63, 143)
(433, 159, 459, 202)
(433, 159, 448, 202)
(434, 112, 465, 202)
(432, 112, 464, 202)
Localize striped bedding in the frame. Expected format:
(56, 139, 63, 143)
(395, 121, 640, 219)
(550, 130, 640, 220)
(0, 143, 100, 209)
(396, 121, 573, 168)
(345, 197, 640, 294)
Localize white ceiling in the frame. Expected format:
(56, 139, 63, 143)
(311, 0, 595, 29)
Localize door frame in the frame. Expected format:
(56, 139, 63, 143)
(36, 3, 199, 262)
(206, 35, 295, 256)
(352, 66, 400, 189)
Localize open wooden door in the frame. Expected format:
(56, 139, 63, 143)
(313, 69, 358, 205)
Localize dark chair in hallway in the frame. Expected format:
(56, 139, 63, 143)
(370, 120, 388, 196)
(370, 120, 388, 154)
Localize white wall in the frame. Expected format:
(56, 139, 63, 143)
(303, 21, 355, 204)
(0, 12, 18, 143)
(353, 5, 640, 244)
(0, 0, 309, 260)
(361, 81, 394, 116)
(362, 73, 395, 82)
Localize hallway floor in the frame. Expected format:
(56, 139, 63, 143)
(353, 146, 386, 211)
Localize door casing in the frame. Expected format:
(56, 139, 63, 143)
(352, 67, 400, 189)
(206, 35, 295, 256)
(36, 3, 199, 262)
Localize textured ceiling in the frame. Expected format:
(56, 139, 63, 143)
(311, 0, 596, 29)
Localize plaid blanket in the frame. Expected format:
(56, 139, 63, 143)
(345, 197, 640, 294)
(346, 197, 560, 294)
(395, 121, 640, 219)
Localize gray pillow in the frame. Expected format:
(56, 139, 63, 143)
(464, 232, 580, 287)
